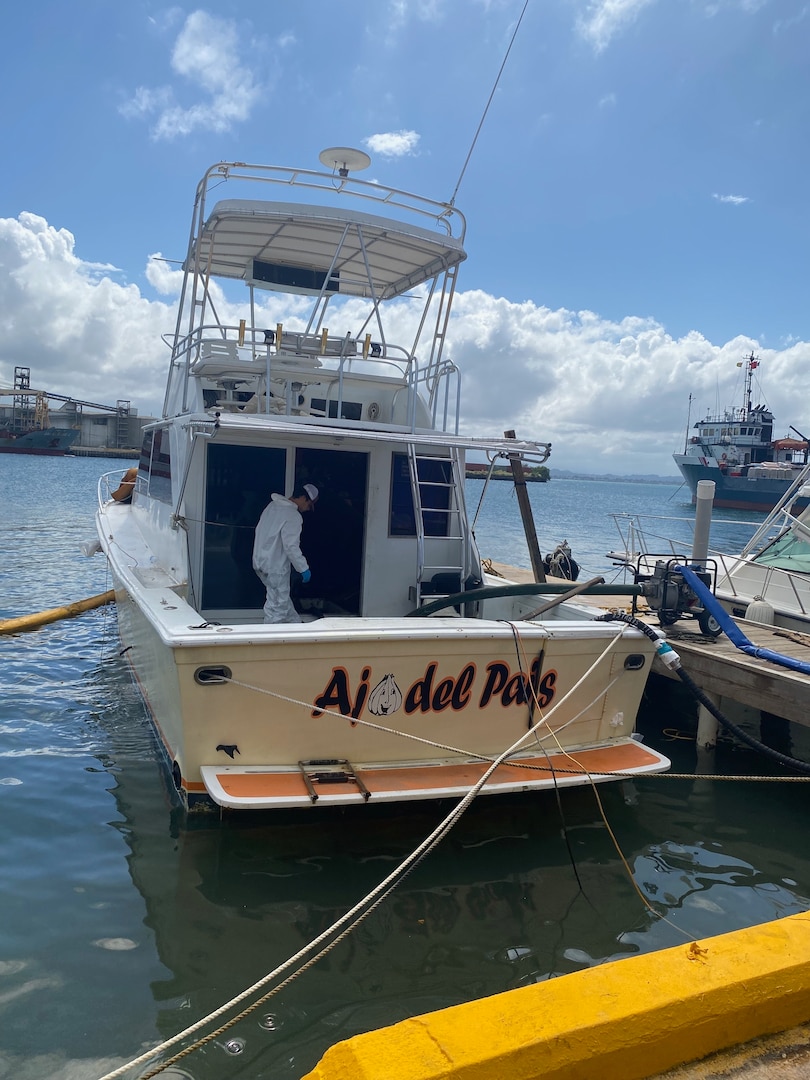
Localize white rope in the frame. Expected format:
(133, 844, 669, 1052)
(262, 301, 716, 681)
(94, 626, 627, 1080)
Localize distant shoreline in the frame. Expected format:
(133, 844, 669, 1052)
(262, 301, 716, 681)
(465, 469, 548, 482)
(466, 469, 682, 485)
(553, 471, 682, 484)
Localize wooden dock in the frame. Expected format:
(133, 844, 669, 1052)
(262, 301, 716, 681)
(655, 623, 810, 731)
(487, 561, 810, 731)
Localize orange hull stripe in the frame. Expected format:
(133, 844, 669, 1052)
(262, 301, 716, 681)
(211, 742, 659, 800)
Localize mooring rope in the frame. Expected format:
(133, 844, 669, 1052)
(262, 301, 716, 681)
(94, 618, 810, 1079)
(95, 625, 627, 1079)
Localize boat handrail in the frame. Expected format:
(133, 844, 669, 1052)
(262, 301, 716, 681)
(606, 503, 810, 615)
(197, 161, 467, 242)
(166, 321, 462, 433)
(607, 511, 783, 570)
(708, 557, 810, 612)
(97, 472, 114, 509)
(426, 359, 461, 435)
(175, 324, 416, 379)
(97, 469, 142, 510)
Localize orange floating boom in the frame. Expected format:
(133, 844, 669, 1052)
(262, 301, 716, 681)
(0, 590, 116, 635)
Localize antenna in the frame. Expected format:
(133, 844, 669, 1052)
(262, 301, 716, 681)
(319, 146, 371, 178)
(683, 393, 692, 454)
(742, 350, 760, 416)
(448, 0, 530, 205)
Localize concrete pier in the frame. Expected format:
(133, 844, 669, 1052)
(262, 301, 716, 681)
(303, 912, 810, 1080)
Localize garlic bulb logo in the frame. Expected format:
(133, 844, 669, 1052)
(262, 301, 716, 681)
(368, 674, 403, 716)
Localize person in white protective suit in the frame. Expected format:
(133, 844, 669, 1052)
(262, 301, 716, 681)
(252, 483, 319, 623)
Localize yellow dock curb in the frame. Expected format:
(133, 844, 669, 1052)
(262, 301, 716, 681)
(302, 912, 810, 1080)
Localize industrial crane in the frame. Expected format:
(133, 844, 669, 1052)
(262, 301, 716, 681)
(0, 366, 131, 445)
(0, 366, 130, 425)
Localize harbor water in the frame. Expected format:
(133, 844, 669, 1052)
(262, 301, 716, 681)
(1, 455, 809, 1080)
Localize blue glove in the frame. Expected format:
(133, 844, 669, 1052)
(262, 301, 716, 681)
(301, 568, 311, 584)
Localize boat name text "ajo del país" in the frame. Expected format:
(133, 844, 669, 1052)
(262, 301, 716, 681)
(311, 658, 558, 722)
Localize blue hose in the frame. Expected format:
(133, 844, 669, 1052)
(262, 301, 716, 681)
(679, 564, 810, 677)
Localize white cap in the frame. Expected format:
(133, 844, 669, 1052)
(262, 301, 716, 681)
(303, 483, 319, 504)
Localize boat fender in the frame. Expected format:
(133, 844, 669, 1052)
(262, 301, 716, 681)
(745, 596, 775, 626)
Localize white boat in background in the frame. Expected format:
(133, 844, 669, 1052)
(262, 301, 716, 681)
(94, 150, 668, 812)
(712, 463, 810, 632)
(605, 464, 810, 634)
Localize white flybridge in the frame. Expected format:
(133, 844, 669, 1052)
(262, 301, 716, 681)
(95, 150, 669, 811)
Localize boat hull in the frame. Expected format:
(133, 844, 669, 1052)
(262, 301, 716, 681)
(108, 569, 665, 810)
(715, 556, 810, 633)
(673, 455, 810, 513)
(93, 154, 670, 814)
(0, 427, 79, 455)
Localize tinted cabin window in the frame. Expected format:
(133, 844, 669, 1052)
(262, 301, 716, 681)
(138, 431, 153, 483)
(390, 453, 451, 537)
(149, 428, 173, 503)
(137, 428, 172, 503)
(310, 398, 362, 421)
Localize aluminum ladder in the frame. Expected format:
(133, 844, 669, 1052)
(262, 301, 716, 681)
(407, 445, 470, 610)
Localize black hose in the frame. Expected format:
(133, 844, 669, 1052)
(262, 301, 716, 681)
(594, 609, 660, 644)
(675, 665, 810, 775)
(595, 610, 810, 776)
(405, 581, 642, 618)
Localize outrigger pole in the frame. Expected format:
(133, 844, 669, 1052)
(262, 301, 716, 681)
(504, 429, 546, 583)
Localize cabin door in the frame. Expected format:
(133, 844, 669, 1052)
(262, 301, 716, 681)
(200, 443, 286, 612)
(294, 447, 368, 618)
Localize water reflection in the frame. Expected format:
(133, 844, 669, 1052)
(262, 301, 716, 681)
(1, 457, 809, 1079)
(2, 635, 810, 1080)
(106, 722, 810, 1079)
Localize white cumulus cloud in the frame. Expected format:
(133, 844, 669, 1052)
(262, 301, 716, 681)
(0, 214, 172, 413)
(577, 0, 657, 52)
(1, 211, 808, 476)
(120, 11, 264, 140)
(364, 131, 421, 158)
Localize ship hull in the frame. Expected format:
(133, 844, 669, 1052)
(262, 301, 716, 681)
(673, 455, 810, 513)
(0, 428, 79, 456)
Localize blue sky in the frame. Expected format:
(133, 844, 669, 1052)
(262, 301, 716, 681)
(1, 0, 808, 475)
